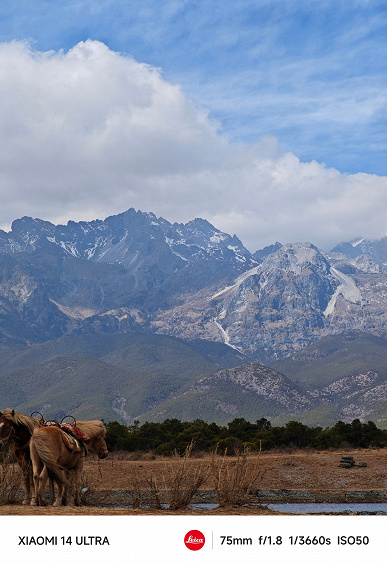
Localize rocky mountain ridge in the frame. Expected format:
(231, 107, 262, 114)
(332, 235, 387, 267)
(1, 208, 387, 364)
(2, 329, 387, 426)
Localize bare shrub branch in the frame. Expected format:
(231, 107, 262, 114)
(143, 473, 163, 509)
(211, 445, 263, 507)
(166, 441, 210, 510)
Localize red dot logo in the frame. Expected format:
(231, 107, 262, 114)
(184, 530, 205, 551)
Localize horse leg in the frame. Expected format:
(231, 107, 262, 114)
(31, 472, 38, 506)
(61, 470, 71, 505)
(60, 469, 77, 506)
(22, 462, 32, 505)
(48, 478, 55, 505)
(37, 467, 49, 506)
(52, 469, 67, 507)
(73, 462, 84, 506)
(53, 479, 64, 507)
(29, 441, 42, 506)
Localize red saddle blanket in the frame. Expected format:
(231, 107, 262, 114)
(44, 421, 90, 444)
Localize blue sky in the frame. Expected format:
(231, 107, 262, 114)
(2, 0, 386, 174)
(0, 0, 386, 251)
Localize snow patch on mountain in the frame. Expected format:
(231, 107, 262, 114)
(352, 238, 366, 247)
(324, 267, 362, 317)
(213, 319, 243, 353)
(210, 265, 260, 300)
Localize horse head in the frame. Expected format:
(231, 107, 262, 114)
(91, 433, 108, 459)
(76, 420, 108, 459)
(0, 410, 15, 446)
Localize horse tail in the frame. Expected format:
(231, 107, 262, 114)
(32, 432, 68, 487)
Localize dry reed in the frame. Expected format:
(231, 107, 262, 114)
(211, 445, 263, 507)
(165, 441, 210, 510)
(0, 452, 23, 505)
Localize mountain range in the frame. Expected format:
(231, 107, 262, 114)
(1, 208, 387, 426)
(2, 329, 387, 427)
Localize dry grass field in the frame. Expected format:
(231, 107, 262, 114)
(1, 447, 387, 515)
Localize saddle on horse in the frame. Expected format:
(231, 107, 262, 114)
(44, 420, 90, 455)
(59, 429, 83, 453)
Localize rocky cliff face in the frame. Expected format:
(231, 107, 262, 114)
(1, 209, 387, 363)
(139, 362, 317, 424)
(0, 209, 255, 342)
(151, 241, 387, 362)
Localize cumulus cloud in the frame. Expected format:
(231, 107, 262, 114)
(0, 39, 386, 252)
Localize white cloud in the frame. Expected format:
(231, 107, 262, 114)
(0, 39, 386, 252)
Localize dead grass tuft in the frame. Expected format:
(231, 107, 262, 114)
(165, 441, 210, 510)
(210, 446, 263, 507)
(0, 453, 23, 505)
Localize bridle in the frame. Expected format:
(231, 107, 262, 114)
(92, 434, 108, 458)
(0, 420, 31, 451)
(0, 420, 15, 446)
(85, 432, 108, 461)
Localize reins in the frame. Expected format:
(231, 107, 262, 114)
(13, 436, 31, 451)
(1, 420, 33, 451)
(0, 425, 15, 446)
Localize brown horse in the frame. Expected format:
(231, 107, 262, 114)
(30, 420, 108, 506)
(0, 409, 43, 505)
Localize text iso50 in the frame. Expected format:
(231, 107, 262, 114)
(337, 536, 369, 546)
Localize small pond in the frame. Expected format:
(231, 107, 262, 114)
(267, 503, 387, 514)
(189, 502, 387, 514)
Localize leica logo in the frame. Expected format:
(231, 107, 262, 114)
(184, 530, 205, 551)
(187, 536, 203, 544)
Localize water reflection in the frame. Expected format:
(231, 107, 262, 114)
(268, 503, 387, 514)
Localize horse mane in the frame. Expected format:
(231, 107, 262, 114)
(2, 408, 42, 435)
(76, 420, 106, 438)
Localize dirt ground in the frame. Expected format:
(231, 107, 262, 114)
(1, 448, 387, 515)
(90, 448, 387, 492)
